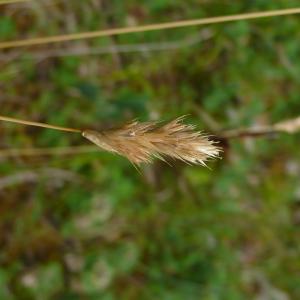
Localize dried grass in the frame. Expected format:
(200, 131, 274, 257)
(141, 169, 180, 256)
(82, 116, 221, 166)
(0, 114, 221, 166)
(1, 7, 300, 49)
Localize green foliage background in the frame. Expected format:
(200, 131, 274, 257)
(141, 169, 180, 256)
(1, 1, 300, 299)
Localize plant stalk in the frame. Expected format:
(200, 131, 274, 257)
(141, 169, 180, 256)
(0, 115, 82, 133)
(0, 0, 29, 5)
(0, 7, 300, 49)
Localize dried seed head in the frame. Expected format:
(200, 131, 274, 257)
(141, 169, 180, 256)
(82, 116, 221, 166)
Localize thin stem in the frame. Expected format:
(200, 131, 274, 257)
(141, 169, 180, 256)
(1, 7, 300, 49)
(0, 115, 82, 133)
(0, 0, 30, 5)
(221, 116, 300, 139)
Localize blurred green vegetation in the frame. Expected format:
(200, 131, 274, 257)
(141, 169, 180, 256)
(1, 1, 300, 299)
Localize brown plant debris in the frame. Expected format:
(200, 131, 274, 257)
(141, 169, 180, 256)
(82, 116, 221, 165)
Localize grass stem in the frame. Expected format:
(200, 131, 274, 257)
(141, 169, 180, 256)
(0, 0, 30, 5)
(0, 7, 300, 49)
(0, 115, 82, 133)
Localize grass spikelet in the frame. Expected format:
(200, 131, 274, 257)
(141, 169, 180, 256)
(82, 116, 221, 166)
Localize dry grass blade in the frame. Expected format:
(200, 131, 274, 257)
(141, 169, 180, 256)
(0, 115, 81, 133)
(1, 7, 300, 49)
(82, 117, 221, 166)
(0, 0, 30, 5)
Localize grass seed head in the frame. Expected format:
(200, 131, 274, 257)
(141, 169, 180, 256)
(82, 116, 221, 166)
